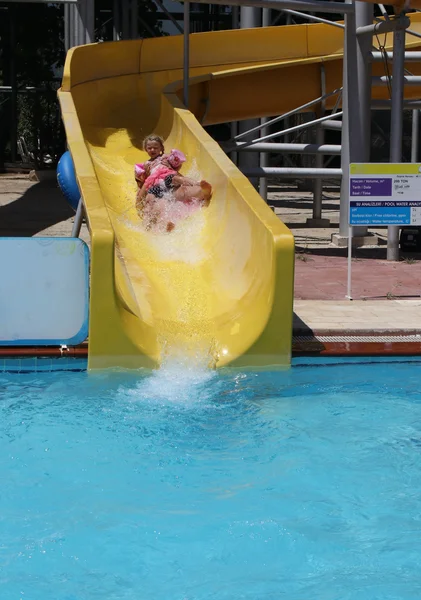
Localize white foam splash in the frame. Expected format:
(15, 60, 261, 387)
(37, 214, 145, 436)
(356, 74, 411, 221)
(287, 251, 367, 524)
(119, 357, 218, 406)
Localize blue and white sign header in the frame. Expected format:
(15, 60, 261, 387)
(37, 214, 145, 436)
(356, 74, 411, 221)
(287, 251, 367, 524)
(349, 163, 421, 226)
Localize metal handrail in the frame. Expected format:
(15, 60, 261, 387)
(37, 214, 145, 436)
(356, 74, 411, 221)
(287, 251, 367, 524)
(225, 142, 342, 154)
(233, 87, 343, 141)
(229, 111, 344, 151)
(372, 75, 421, 85)
(371, 51, 421, 60)
(242, 167, 342, 178)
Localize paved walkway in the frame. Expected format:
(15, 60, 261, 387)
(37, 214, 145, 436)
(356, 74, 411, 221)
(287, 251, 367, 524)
(294, 254, 421, 301)
(1, 174, 421, 337)
(294, 300, 421, 333)
(0, 174, 90, 244)
(271, 185, 421, 335)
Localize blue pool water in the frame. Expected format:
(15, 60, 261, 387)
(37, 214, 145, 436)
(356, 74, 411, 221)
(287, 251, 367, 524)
(2, 357, 421, 599)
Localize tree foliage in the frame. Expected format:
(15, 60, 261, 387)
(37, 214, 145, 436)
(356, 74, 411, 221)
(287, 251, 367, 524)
(0, 0, 165, 168)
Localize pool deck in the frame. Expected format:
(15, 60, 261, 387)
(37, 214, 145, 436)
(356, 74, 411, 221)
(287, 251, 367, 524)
(1, 174, 421, 355)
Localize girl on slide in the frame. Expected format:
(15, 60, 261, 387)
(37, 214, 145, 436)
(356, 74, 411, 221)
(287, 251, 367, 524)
(134, 135, 212, 232)
(134, 134, 166, 208)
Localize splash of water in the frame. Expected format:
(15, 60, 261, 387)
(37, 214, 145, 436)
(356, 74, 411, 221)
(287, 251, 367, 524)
(88, 135, 218, 370)
(119, 356, 218, 406)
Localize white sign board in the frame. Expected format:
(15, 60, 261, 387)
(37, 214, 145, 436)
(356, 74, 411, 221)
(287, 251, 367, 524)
(0, 238, 89, 346)
(349, 163, 421, 226)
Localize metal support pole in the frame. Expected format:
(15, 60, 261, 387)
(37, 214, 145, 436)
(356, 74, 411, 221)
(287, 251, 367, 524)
(226, 142, 342, 154)
(232, 5, 239, 28)
(309, 65, 327, 224)
(321, 120, 343, 130)
(242, 167, 342, 178)
(75, 2, 83, 44)
(239, 6, 261, 188)
(230, 5, 239, 165)
(84, 0, 95, 43)
(259, 117, 268, 200)
(371, 51, 421, 61)
(412, 109, 419, 163)
(262, 6, 270, 25)
(230, 124, 239, 165)
(312, 126, 325, 220)
(9, 4, 17, 163)
(259, 8, 271, 201)
(356, 2, 372, 161)
(113, 0, 120, 40)
(64, 4, 71, 49)
(68, 2, 76, 48)
(353, 1, 372, 240)
(65, 0, 95, 47)
(387, 22, 406, 261)
(78, 0, 94, 44)
(373, 75, 421, 86)
(347, 225, 353, 299)
(338, 0, 371, 241)
(339, 2, 354, 237)
(183, 1, 190, 108)
(356, 16, 409, 36)
(240, 6, 261, 28)
(71, 200, 84, 238)
(121, 0, 130, 39)
(130, 0, 138, 39)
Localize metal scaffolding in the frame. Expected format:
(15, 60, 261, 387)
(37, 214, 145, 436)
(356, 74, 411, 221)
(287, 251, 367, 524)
(2, 0, 417, 261)
(238, 6, 261, 190)
(182, 0, 416, 260)
(1, 0, 233, 173)
(65, 0, 95, 50)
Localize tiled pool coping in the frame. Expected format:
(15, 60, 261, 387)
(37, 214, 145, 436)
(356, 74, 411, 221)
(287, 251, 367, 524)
(0, 357, 88, 372)
(1, 331, 421, 372)
(292, 332, 421, 356)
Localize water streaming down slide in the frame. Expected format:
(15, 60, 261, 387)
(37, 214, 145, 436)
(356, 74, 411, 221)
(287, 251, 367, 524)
(58, 15, 421, 370)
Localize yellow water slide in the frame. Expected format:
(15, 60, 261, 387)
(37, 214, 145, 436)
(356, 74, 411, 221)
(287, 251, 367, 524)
(58, 13, 421, 370)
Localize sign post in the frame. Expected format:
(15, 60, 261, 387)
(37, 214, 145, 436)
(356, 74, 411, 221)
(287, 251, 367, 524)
(346, 225, 353, 300)
(348, 163, 421, 299)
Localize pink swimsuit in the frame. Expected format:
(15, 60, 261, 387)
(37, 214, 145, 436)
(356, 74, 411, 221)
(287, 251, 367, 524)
(135, 149, 186, 196)
(143, 165, 178, 194)
(135, 149, 206, 230)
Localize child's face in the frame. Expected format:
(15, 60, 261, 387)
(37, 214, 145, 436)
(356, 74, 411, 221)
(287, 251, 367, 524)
(145, 141, 163, 159)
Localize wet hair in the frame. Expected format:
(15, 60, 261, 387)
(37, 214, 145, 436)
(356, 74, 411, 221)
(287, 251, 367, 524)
(142, 134, 165, 153)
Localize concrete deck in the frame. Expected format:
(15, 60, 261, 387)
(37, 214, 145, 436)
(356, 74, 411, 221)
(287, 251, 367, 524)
(0, 174, 90, 244)
(1, 174, 420, 340)
(270, 185, 421, 339)
(293, 300, 421, 333)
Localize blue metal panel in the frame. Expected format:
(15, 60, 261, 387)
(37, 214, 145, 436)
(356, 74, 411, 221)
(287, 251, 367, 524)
(0, 238, 89, 346)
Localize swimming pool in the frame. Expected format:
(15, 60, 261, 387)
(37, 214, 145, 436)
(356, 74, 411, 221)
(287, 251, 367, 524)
(1, 357, 421, 599)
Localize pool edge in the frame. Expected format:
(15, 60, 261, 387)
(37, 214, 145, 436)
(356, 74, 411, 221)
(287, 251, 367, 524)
(292, 330, 421, 356)
(1, 330, 421, 364)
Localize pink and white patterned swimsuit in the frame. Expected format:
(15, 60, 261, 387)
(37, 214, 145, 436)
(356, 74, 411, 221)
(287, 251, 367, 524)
(134, 149, 186, 198)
